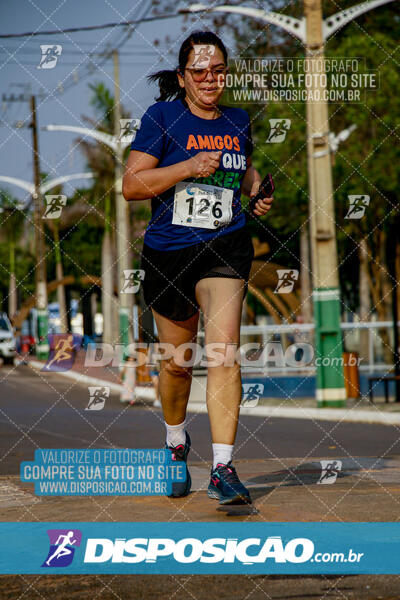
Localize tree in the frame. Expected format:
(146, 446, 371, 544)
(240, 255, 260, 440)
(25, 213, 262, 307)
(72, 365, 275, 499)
(76, 82, 126, 344)
(0, 189, 27, 319)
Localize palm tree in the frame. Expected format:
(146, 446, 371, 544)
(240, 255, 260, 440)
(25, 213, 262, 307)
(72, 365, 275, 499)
(43, 182, 98, 333)
(76, 82, 130, 344)
(0, 189, 26, 319)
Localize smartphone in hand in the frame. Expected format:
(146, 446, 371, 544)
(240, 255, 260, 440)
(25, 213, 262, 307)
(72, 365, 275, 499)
(248, 173, 275, 216)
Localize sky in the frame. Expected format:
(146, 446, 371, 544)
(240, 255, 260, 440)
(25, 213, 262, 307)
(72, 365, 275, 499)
(0, 0, 222, 202)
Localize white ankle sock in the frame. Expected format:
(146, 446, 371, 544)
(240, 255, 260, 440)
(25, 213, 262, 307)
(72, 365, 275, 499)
(165, 420, 186, 448)
(212, 443, 234, 469)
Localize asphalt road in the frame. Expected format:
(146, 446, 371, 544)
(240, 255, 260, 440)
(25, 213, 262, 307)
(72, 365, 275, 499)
(2, 363, 400, 599)
(1, 363, 400, 475)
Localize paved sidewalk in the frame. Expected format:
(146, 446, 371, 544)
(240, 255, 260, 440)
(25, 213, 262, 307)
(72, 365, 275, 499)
(2, 454, 400, 522)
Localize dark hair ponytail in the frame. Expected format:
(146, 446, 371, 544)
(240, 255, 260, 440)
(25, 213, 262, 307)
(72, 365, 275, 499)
(147, 68, 183, 102)
(148, 30, 228, 102)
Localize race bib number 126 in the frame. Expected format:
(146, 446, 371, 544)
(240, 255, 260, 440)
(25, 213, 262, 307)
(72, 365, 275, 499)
(172, 181, 233, 230)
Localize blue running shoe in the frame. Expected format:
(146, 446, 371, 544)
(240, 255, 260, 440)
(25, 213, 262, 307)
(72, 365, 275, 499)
(208, 461, 252, 505)
(166, 431, 191, 498)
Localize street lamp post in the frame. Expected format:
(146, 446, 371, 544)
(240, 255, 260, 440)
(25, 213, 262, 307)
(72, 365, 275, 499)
(113, 49, 132, 347)
(0, 172, 94, 343)
(183, 0, 396, 407)
(303, 0, 347, 407)
(44, 121, 139, 346)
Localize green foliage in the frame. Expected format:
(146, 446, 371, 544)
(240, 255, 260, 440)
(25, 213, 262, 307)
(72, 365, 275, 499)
(328, 29, 400, 311)
(0, 188, 34, 310)
(60, 220, 104, 282)
(224, 5, 399, 314)
(0, 188, 26, 244)
(88, 81, 115, 133)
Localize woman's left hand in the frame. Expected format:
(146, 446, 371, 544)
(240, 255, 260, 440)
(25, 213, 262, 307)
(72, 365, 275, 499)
(250, 180, 274, 217)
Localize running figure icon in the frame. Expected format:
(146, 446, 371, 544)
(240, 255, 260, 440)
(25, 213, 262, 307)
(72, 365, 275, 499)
(45, 531, 77, 566)
(42, 528, 82, 568)
(44, 335, 75, 370)
(266, 119, 291, 143)
(275, 269, 299, 293)
(37, 45, 62, 69)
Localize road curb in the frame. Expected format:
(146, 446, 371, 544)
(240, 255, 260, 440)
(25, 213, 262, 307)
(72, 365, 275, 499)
(28, 360, 400, 424)
(28, 360, 155, 400)
(187, 402, 400, 426)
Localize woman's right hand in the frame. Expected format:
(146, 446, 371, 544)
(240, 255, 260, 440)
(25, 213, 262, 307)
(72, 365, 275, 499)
(185, 151, 222, 178)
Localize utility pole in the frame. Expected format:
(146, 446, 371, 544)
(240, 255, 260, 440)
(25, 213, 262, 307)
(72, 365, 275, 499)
(0, 172, 95, 341)
(388, 214, 400, 402)
(30, 95, 49, 360)
(113, 49, 133, 347)
(44, 120, 138, 348)
(183, 0, 396, 407)
(304, 0, 346, 407)
(1, 88, 49, 358)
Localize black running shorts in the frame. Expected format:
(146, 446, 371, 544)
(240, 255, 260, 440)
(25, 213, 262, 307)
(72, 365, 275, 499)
(140, 226, 254, 321)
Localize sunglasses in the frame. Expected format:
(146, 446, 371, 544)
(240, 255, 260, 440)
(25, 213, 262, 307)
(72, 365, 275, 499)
(184, 66, 228, 82)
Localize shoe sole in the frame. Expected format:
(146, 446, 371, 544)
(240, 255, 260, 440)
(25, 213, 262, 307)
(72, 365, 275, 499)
(208, 488, 252, 505)
(168, 470, 191, 498)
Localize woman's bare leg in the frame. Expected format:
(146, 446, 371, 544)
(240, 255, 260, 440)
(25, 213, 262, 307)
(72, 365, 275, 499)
(195, 278, 244, 444)
(151, 308, 199, 425)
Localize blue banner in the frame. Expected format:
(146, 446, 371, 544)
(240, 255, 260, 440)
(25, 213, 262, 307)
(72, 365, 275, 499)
(20, 449, 185, 496)
(0, 522, 399, 574)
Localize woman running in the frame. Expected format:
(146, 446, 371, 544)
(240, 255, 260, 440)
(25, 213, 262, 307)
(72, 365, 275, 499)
(123, 31, 273, 505)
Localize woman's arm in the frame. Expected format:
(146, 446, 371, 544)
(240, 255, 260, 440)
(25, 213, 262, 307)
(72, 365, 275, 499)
(241, 157, 262, 198)
(123, 151, 190, 201)
(122, 149, 222, 201)
(241, 157, 273, 217)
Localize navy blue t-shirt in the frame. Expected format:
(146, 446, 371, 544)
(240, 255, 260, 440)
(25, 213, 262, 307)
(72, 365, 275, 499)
(130, 98, 253, 251)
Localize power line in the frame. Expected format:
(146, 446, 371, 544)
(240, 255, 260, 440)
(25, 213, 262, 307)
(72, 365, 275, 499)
(1, 3, 155, 105)
(53, 1, 153, 95)
(0, 48, 166, 56)
(0, 12, 178, 38)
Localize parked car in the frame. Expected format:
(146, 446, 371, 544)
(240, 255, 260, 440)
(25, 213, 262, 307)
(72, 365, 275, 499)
(0, 312, 16, 365)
